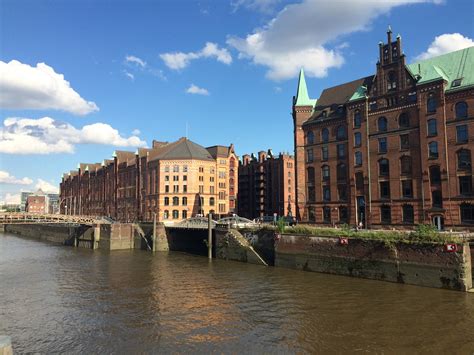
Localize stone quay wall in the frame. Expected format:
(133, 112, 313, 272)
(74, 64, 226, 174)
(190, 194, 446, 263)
(275, 234, 473, 292)
(4, 224, 93, 247)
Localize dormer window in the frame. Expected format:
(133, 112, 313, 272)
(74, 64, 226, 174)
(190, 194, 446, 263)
(452, 78, 463, 88)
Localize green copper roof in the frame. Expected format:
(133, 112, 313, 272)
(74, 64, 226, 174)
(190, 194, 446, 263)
(407, 46, 473, 91)
(349, 85, 368, 102)
(295, 68, 317, 107)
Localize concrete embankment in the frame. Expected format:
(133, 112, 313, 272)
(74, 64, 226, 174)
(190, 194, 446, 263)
(275, 234, 473, 292)
(3, 223, 143, 250)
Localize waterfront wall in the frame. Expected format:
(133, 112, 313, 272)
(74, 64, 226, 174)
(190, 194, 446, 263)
(275, 234, 473, 292)
(4, 224, 94, 247)
(98, 224, 135, 250)
(215, 226, 267, 266)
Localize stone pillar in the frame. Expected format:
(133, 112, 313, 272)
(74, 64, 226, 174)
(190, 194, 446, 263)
(0, 335, 13, 355)
(93, 224, 100, 250)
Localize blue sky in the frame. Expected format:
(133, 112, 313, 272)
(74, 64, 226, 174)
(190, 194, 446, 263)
(1, 0, 473, 203)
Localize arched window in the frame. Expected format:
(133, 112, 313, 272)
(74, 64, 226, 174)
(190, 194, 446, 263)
(337, 163, 347, 181)
(354, 110, 361, 128)
(322, 165, 330, 181)
(378, 117, 387, 132)
(399, 113, 409, 128)
(321, 128, 329, 143)
(164, 197, 169, 206)
(402, 205, 414, 223)
(182, 197, 187, 206)
(163, 210, 169, 219)
(387, 71, 397, 90)
(455, 101, 468, 119)
(430, 166, 441, 185)
(172, 210, 179, 219)
(210, 197, 215, 206)
(429, 142, 438, 159)
(182, 210, 187, 219)
(307, 167, 315, 184)
(336, 125, 346, 140)
(306, 131, 315, 145)
(427, 92, 436, 113)
(379, 158, 389, 176)
(400, 156, 412, 175)
(172, 196, 179, 206)
(457, 149, 471, 170)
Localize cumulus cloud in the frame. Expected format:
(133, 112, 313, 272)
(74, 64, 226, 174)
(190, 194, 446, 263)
(0, 170, 33, 185)
(415, 33, 474, 60)
(0, 117, 147, 154)
(1, 193, 21, 205)
(0, 60, 99, 115)
(125, 55, 147, 68)
(186, 84, 210, 96)
(35, 179, 59, 194)
(160, 42, 232, 70)
(227, 0, 442, 80)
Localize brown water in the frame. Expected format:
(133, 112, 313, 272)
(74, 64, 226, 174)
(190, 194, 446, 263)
(1, 233, 473, 354)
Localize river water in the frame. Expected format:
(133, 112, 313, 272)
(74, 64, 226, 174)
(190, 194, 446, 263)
(1, 233, 473, 354)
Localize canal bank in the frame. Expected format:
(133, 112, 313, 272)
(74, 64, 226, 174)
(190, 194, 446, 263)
(2, 223, 473, 292)
(1, 232, 474, 354)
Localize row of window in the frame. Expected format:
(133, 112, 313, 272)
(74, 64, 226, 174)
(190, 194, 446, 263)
(353, 100, 468, 133)
(163, 196, 216, 206)
(376, 151, 472, 179)
(306, 126, 347, 145)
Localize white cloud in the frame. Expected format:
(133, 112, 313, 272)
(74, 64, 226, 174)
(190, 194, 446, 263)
(227, 0, 442, 80)
(186, 84, 210, 96)
(1, 193, 21, 205)
(125, 55, 147, 68)
(0, 170, 33, 185)
(124, 71, 135, 80)
(0, 117, 147, 155)
(160, 42, 232, 70)
(35, 179, 59, 194)
(0, 60, 99, 115)
(132, 129, 141, 135)
(231, 0, 282, 14)
(415, 33, 474, 60)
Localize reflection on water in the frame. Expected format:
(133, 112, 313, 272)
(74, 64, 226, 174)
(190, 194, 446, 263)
(1, 233, 473, 353)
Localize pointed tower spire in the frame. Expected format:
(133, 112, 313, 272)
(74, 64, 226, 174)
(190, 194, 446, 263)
(295, 68, 315, 107)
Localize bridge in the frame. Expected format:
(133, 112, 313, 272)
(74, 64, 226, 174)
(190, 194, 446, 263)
(166, 216, 257, 230)
(0, 213, 108, 226)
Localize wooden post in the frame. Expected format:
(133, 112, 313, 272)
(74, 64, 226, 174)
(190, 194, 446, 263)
(208, 213, 212, 259)
(152, 212, 157, 252)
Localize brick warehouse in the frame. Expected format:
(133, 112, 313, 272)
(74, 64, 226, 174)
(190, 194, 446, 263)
(237, 150, 295, 220)
(293, 28, 474, 230)
(60, 137, 238, 222)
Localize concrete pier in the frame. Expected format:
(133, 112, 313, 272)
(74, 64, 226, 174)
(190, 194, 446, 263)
(0, 336, 13, 355)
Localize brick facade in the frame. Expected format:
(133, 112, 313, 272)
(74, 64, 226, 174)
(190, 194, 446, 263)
(238, 150, 295, 219)
(293, 29, 474, 230)
(60, 137, 238, 222)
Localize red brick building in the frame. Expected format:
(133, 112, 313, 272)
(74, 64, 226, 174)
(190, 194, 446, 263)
(293, 29, 474, 230)
(60, 137, 238, 222)
(238, 150, 295, 220)
(26, 190, 48, 214)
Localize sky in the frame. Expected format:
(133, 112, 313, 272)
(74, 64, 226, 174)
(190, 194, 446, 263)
(1, 0, 473, 204)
